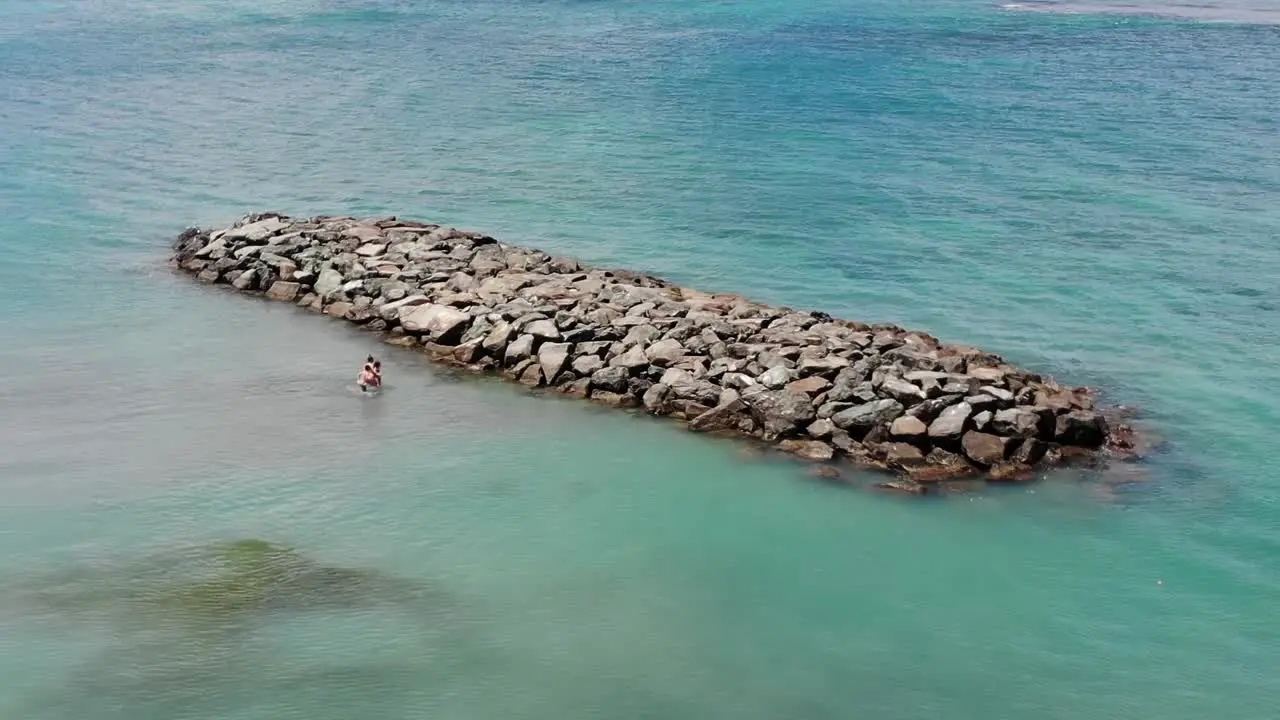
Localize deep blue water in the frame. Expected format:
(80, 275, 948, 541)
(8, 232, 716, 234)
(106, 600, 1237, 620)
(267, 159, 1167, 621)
(2, 1, 1278, 718)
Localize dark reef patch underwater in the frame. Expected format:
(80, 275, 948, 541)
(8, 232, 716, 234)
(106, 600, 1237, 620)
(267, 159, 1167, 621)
(11, 538, 439, 623)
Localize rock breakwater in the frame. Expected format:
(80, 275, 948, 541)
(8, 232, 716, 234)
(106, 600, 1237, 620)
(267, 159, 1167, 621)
(172, 213, 1139, 491)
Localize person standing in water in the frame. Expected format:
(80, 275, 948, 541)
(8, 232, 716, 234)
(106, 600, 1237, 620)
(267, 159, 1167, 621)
(357, 355, 380, 392)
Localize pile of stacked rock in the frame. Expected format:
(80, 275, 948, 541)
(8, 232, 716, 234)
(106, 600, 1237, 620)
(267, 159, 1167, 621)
(174, 213, 1135, 491)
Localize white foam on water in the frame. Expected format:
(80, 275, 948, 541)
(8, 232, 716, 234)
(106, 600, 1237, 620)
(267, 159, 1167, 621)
(1000, 0, 1280, 24)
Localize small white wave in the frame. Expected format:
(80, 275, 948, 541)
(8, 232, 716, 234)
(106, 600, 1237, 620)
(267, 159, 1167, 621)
(999, 1, 1280, 24)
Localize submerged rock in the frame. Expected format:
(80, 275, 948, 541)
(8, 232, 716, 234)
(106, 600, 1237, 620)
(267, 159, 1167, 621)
(18, 538, 433, 624)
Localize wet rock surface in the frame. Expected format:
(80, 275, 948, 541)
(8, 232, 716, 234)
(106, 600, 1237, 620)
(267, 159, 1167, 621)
(173, 213, 1141, 488)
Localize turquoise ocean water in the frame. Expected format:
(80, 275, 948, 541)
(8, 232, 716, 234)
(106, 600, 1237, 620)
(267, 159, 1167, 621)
(2, 0, 1278, 717)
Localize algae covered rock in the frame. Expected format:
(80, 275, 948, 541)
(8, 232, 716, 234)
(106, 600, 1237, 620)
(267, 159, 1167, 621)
(15, 538, 435, 624)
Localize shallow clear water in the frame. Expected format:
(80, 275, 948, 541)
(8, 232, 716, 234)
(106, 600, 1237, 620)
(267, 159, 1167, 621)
(2, 1, 1278, 717)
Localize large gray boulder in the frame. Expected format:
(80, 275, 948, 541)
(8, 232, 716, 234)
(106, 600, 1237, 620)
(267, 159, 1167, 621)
(377, 294, 430, 321)
(400, 304, 471, 344)
(622, 324, 660, 347)
(572, 355, 605, 377)
(645, 338, 685, 367)
(643, 383, 672, 413)
(538, 342, 572, 384)
(609, 345, 650, 371)
(504, 334, 536, 366)
(746, 390, 817, 439)
(313, 268, 344, 298)
(759, 365, 795, 390)
(590, 366, 630, 393)
(927, 401, 972, 440)
(482, 321, 515, 355)
(806, 418, 836, 439)
(907, 393, 963, 422)
(797, 355, 849, 377)
(826, 371, 875, 403)
(224, 216, 289, 243)
(659, 368, 700, 398)
(230, 268, 258, 290)
(831, 399, 904, 431)
(991, 407, 1054, 439)
(525, 319, 562, 342)
(880, 376, 926, 405)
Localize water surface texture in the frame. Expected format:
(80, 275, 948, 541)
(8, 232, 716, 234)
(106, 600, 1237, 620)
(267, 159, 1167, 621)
(2, 1, 1278, 718)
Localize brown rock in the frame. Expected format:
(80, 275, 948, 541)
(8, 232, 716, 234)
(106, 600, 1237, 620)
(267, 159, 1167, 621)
(889, 415, 928, 440)
(829, 430, 858, 454)
(401, 303, 472, 344)
(884, 442, 926, 467)
(265, 281, 300, 302)
(873, 480, 932, 496)
(420, 342, 457, 361)
(642, 383, 673, 414)
(797, 355, 850, 377)
(561, 378, 592, 398)
(806, 465, 843, 482)
(518, 363, 544, 387)
(609, 344, 650, 371)
(230, 268, 257, 290)
(806, 418, 835, 439)
(644, 338, 686, 367)
(453, 339, 484, 364)
(538, 342, 572, 385)
(961, 431, 1012, 466)
(689, 399, 747, 432)
(880, 376, 927, 405)
(989, 463, 1035, 482)
(324, 301, 353, 318)
(1034, 387, 1077, 411)
(967, 366, 1007, 383)
(1010, 438, 1047, 466)
(786, 375, 832, 396)
(672, 400, 711, 420)
(482, 322, 515, 355)
(592, 391, 638, 408)
(744, 390, 818, 439)
(778, 439, 835, 462)
(904, 464, 975, 483)
(991, 407, 1055, 439)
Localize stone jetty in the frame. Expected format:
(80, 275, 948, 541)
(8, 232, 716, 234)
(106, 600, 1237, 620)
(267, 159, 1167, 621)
(172, 213, 1138, 491)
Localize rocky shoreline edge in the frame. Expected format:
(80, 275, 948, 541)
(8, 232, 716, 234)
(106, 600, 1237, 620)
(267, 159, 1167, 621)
(172, 213, 1143, 494)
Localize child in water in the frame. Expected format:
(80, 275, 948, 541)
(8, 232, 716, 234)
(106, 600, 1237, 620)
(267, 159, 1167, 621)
(357, 356, 383, 392)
